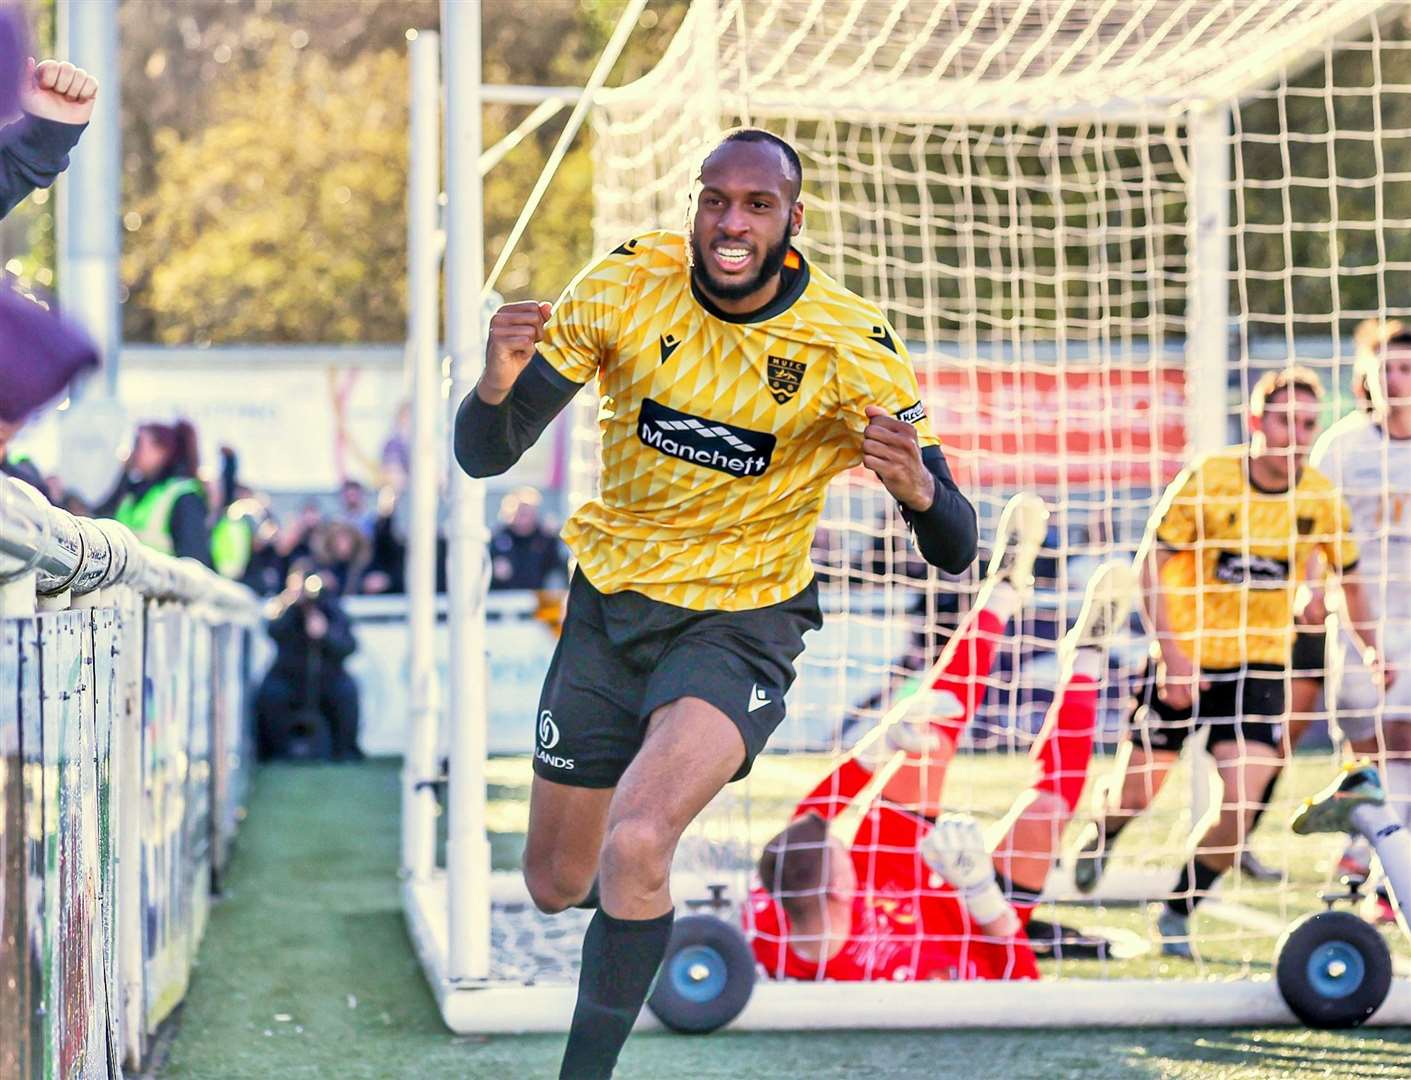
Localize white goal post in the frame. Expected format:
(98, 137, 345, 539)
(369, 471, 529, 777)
(408, 0, 1411, 1033)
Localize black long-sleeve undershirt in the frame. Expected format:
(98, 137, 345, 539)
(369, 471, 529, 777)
(0, 114, 87, 220)
(454, 354, 582, 479)
(453, 353, 977, 575)
(901, 445, 978, 574)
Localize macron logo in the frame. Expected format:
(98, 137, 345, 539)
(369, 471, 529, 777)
(638, 398, 776, 477)
(748, 684, 772, 713)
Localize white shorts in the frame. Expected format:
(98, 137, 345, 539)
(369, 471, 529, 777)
(1329, 619, 1411, 743)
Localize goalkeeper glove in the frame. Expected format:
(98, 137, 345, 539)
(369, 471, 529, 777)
(919, 813, 1012, 928)
(854, 709, 943, 773)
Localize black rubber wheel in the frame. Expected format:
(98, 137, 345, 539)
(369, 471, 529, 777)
(646, 915, 756, 1034)
(1275, 910, 1393, 1029)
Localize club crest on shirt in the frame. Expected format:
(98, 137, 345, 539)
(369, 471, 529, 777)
(767, 356, 807, 405)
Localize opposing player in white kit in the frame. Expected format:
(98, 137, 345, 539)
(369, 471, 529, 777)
(1311, 320, 1411, 918)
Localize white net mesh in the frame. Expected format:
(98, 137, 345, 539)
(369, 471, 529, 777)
(488, 0, 1411, 1005)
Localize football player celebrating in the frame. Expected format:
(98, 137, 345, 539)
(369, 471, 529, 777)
(456, 129, 977, 1078)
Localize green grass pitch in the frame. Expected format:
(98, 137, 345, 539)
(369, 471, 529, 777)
(150, 757, 1411, 1079)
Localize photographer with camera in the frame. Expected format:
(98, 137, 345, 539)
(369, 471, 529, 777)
(254, 563, 362, 762)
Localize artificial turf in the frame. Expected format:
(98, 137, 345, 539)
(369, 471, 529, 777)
(153, 758, 1411, 1079)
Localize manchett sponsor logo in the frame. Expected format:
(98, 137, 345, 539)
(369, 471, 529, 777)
(1215, 551, 1289, 588)
(638, 398, 776, 477)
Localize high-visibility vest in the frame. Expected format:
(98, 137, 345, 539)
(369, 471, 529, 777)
(211, 511, 254, 579)
(114, 477, 206, 557)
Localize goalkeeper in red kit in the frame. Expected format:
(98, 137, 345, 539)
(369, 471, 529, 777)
(748, 537, 1135, 982)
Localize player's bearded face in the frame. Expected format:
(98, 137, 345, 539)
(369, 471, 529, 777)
(688, 213, 793, 303)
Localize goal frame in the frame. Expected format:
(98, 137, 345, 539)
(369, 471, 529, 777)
(404, 0, 1411, 1034)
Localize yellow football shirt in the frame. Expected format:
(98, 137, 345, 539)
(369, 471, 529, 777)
(1153, 447, 1359, 668)
(536, 230, 939, 611)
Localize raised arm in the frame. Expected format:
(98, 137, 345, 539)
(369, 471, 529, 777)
(1, 59, 97, 219)
(453, 302, 583, 478)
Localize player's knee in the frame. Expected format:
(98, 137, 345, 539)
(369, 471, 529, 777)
(600, 816, 674, 892)
(1025, 788, 1074, 823)
(522, 858, 593, 915)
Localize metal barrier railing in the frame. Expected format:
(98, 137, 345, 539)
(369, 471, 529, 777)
(0, 474, 261, 1076)
(0, 474, 259, 614)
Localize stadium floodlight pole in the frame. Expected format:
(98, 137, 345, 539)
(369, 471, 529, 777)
(442, 0, 493, 983)
(402, 28, 442, 886)
(1184, 100, 1234, 836)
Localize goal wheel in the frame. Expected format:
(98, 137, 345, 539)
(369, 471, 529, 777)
(1275, 910, 1392, 1029)
(647, 915, 755, 1034)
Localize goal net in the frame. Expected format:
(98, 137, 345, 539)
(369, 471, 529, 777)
(472, 0, 1411, 1026)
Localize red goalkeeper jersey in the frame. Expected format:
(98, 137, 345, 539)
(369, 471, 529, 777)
(745, 757, 1039, 982)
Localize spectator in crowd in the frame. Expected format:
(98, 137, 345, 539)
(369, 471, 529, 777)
(1, 20, 98, 220)
(339, 478, 378, 539)
(379, 401, 411, 493)
(362, 485, 406, 595)
(241, 517, 287, 597)
(488, 486, 568, 591)
(101, 420, 211, 566)
(210, 447, 263, 580)
(255, 563, 361, 762)
(311, 518, 371, 596)
(275, 499, 323, 573)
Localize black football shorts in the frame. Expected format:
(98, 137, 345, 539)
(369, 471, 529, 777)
(1290, 629, 1327, 683)
(531, 569, 822, 788)
(1126, 650, 1286, 753)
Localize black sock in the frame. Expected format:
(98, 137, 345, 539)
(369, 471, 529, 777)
(1246, 771, 1282, 832)
(1166, 857, 1223, 916)
(1102, 815, 1131, 845)
(559, 908, 674, 1080)
(572, 879, 600, 910)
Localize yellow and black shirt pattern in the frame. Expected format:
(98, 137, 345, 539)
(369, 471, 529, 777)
(1153, 447, 1359, 669)
(535, 231, 939, 612)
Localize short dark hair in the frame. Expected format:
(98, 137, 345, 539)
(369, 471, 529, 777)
(1250, 366, 1324, 417)
(756, 812, 830, 922)
(715, 128, 803, 201)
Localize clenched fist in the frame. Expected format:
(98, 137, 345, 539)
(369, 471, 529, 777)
(477, 301, 553, 405)
(862, 405, 934, 511)
(21, 59, 98, 125)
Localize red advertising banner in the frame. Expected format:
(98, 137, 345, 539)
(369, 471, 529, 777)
(919, 362, 1187, 488)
